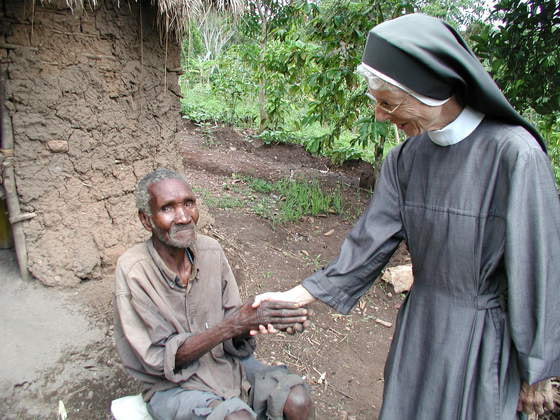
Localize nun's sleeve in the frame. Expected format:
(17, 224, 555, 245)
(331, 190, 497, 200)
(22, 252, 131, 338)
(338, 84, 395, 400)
(302, 148, 405, 314)
(505, 146, 560, 384)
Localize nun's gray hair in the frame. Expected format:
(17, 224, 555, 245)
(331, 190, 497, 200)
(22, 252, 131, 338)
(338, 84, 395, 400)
(356, 63, 401, 93)
(135, 168, 188, 215)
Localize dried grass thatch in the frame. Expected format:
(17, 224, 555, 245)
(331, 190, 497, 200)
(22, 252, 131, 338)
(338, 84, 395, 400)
(40, 0, 245, 41)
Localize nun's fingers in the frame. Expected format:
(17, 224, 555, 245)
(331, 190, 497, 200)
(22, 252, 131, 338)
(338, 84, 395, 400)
(279, 321, 308, 335)
(518, 380, 554, 415)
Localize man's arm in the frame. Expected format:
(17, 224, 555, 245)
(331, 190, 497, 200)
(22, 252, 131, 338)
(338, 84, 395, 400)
(175, 300, 309, 367)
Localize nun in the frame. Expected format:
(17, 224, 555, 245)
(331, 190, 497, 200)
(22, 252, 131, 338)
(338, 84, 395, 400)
(253, 13, 560, 419)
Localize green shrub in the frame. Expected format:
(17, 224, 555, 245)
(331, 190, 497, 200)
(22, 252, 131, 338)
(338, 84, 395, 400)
(243, 176, 344, 223)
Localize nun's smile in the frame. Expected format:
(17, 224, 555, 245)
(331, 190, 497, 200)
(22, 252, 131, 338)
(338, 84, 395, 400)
(370, 89, 448, 137)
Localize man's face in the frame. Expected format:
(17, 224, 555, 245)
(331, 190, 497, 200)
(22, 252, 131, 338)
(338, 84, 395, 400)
(370, 89, 444, 137)
(140, 178, 199, 249)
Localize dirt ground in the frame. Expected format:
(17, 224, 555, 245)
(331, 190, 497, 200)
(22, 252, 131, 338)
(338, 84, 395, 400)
(177, 122, 410, 419)
(3, 120, 557, 419)
(1, 120, 409, 419)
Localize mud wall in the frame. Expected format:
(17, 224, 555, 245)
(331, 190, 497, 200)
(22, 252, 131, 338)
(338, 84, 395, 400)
(1, 0, 185, 286)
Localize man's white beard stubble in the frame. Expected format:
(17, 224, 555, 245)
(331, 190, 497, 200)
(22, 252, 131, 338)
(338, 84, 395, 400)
(151, 220, 197, 249)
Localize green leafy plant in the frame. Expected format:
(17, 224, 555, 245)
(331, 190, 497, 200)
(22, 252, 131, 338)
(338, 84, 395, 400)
(180, 0, 560, 188)
(244, 176, 344, 223)
(199, 191, 245, 209)
(470, 0, 559, 117)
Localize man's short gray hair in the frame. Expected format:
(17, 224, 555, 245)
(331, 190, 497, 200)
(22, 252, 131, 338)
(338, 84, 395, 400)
(135, 168, 189, 215)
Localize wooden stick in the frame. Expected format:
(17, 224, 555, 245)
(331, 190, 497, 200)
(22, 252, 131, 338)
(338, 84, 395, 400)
(0, 43, 39, 51)
(327, 383, 354, 400)
(1, 99, 30, 281)
(327, 327, 344, 336)
(9, 212, 36, 224)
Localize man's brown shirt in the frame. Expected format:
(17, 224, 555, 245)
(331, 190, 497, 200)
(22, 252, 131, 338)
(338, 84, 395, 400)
(114, 234, 255, 400)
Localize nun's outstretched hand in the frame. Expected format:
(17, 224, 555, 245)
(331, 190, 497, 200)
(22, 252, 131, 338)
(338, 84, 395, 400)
(517, 379, 555, 416)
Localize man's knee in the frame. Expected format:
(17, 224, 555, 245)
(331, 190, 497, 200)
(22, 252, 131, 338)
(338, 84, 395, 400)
(224, 408, 255, 420)
(283, 384, 313, 419)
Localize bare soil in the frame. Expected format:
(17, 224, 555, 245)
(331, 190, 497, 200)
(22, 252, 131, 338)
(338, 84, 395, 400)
(1, 120, 409, 419)
(3, 120, 559, 420)
(179, 121, 409, 419)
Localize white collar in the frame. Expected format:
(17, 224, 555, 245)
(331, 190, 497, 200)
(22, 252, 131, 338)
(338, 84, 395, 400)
(428, 106, 485, 146)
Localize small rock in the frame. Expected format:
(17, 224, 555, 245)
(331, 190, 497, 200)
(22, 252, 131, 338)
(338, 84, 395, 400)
(381, 264, 413, 293)
(47, 140, 69, 153)
(324, 229, 335, 236)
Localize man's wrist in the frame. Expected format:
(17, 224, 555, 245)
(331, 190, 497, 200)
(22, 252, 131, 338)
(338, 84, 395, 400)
(221, 317, 246, 340)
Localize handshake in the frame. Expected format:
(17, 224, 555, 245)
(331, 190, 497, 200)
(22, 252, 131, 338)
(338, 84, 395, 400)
(251, 299, 314, 335)
(229, 287, 316, 337)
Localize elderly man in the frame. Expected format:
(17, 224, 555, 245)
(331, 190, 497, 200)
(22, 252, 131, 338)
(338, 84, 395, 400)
(114, 168, 314, 420)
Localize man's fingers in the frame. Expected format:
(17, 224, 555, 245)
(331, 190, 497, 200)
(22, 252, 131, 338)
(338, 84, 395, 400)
(267, 306, 308, 317)
(262, 300, 305, 310)
(269, 316, 309, 325)
(293, 323, 304, 333)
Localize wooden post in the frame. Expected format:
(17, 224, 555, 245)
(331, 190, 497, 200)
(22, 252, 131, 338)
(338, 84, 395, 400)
(1, 77, 30, 280)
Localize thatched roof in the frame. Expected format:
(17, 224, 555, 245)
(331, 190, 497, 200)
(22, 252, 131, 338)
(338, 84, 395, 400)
(41, 0, 245, 41)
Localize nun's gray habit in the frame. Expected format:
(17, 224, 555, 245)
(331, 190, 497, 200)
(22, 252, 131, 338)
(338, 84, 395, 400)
(302, 13, 560, 420)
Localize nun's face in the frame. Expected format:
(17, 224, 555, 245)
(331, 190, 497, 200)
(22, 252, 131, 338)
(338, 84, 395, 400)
(370, 89, 445, 137)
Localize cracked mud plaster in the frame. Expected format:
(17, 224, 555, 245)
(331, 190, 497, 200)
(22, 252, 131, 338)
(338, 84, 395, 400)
(3, 1, 187, 286)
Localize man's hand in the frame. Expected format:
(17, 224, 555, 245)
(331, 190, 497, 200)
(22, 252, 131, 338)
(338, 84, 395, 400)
(284, 312, 313, 335)
(175, 300, 307, 367)
(227, 300, 309, 337)
(517, 379, 555, 415)
(250, 286, 317, 335)
(251, 286, 317, 335)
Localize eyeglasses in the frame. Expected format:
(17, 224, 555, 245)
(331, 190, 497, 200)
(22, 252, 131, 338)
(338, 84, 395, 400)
(366, 92, 405, 114)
